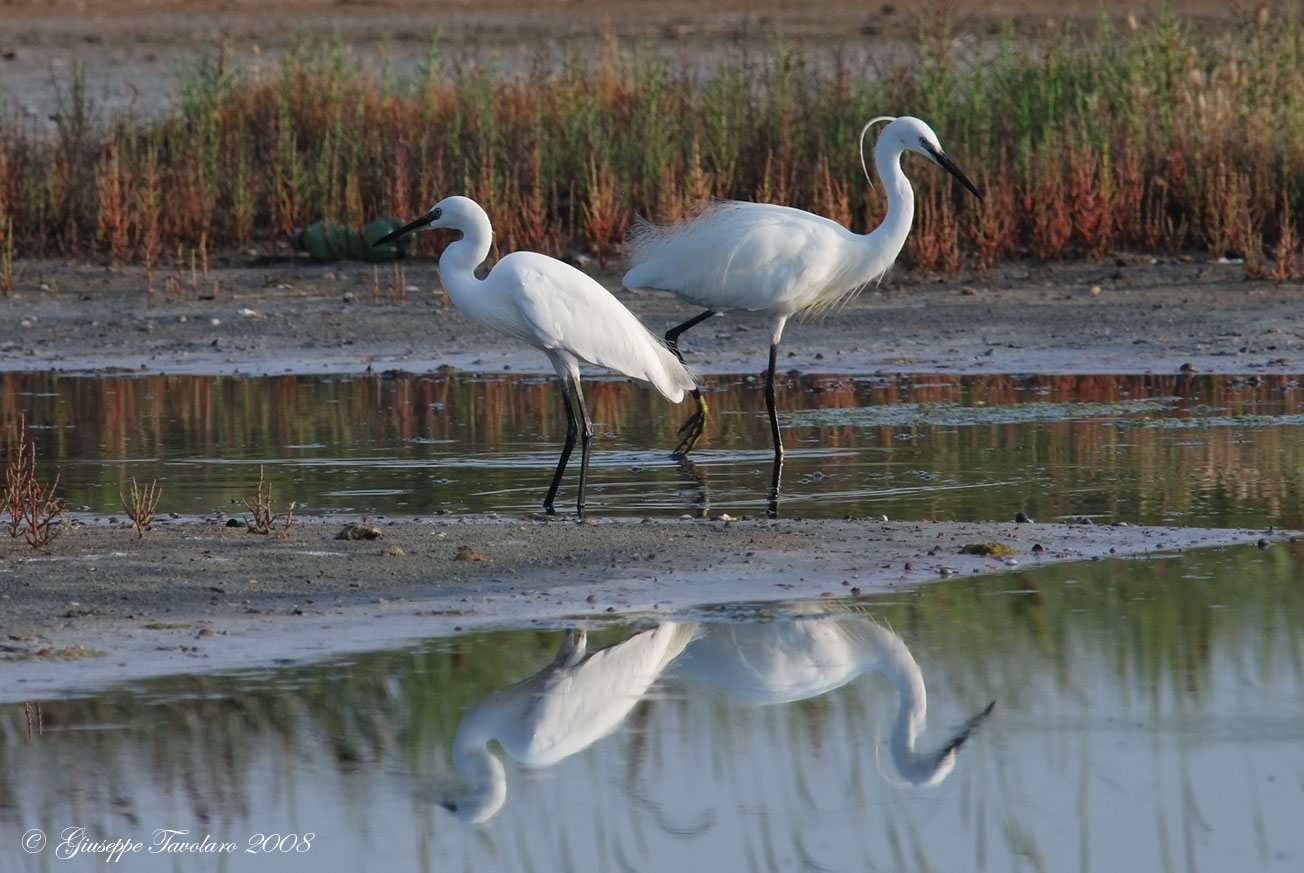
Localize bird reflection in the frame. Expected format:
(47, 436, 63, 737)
(671, 611, 995, 787)
(445, 624, 695, 823)
(674, 455, 711, 517)
(445, 611, 991, 823)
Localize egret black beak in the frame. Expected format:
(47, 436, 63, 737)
(938, 699, 997, 757)
(372, 213, 434, 247)
(929, 147, 983, 201)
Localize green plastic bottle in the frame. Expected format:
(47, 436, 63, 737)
(294, 218, 409, 261)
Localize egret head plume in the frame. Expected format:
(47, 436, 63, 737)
(859, 116, 896, 191)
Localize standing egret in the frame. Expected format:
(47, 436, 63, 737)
(374, 196, 696, 518)
(623, 116, 982, 511)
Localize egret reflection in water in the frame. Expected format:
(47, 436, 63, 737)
(446, 624, 696, 823)
(671, 611, 995, 786)
(444, 610, 992, 823)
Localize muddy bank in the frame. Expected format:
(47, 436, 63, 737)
(0, 514, 1287, 698)
(3, 257, 1302, 378)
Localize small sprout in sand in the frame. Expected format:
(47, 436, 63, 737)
(120, 476, 162, 538)
(960, 542, 1016, 556)
(4, 413, 66, 549)
(241, 465, 297, 538)
(455, 545, 485, 562)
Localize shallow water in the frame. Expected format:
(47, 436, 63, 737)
(5, 369, 1303, 525)
(3, 543, 1301, 871)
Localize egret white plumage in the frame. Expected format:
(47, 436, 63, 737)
(623, 116, 981, 509)
(445, 625, 696, 823)
(374, 195, 695, 518)
(673, 611, 994, 786)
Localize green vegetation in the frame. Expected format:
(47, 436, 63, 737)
(1, 12, 1303, 276)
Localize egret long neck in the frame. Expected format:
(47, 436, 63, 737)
(879, 641, 962, 786)
(885, 655, 928, 757)
(866, 145, 916, 260)
(438, 211, 494, 304)
(450, 717, 509, 823)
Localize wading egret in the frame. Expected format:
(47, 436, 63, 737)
(445, 625, 695, 823)
(623, 116, 981, 510)
(374, 196, 696, 518)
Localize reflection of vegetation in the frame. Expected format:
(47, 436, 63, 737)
(788, 398, 1180, 427)
(2, 371, 1301, 526)
(870, 542, 1304, 714)
(0, 626, 609, 825)
(1, 546, 1298, 864)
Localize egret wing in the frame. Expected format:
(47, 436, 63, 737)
(519, 624, 696, 765)
(624, 201, 870, 314)
(503, 252, 694, 401)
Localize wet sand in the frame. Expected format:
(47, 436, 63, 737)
(4, 257, 1301, 377)
(0, 513, 1285, 699)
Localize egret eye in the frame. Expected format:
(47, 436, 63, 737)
(432, 207, 442, 220)
(919, 136, 928, 148)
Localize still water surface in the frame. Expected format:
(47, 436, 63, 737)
(4, 370, 1303, 525)
(4, 544, 1301, 872)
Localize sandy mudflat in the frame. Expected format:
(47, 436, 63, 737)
(3, 257, 1302, 378)
(0, 513, 1285, 699)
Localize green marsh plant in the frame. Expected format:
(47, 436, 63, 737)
(0, 13, 1300, 276)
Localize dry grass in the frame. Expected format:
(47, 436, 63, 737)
(0, 213, 16, 297)
(3, 414, 66, 549)
(241, 465, 297, 538)
(119, 476, 163, 538)
(0, 12, 1301, 277)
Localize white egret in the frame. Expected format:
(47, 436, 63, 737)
(623, 116, 981, 510)
(445, 624, 696, 823)
(374, 196, 696, 518)
(673, 611, 994, 786)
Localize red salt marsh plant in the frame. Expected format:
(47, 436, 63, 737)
(3, 414, 66, 549)
(0, 12, 1300, 278)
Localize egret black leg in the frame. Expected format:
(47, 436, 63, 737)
(666, 309, 715, 459)
(675, 455, 710, 517)
(543, 384, 579, 514)
(764, 340, 784, 517)
(665, 309, 716, 361)
(573, 377, 594, 519)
